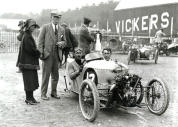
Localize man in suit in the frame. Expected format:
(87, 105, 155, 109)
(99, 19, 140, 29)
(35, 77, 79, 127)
(38, 10, 66, 100)
(61, 23, 78, 64)
(79, 17, 94, 55)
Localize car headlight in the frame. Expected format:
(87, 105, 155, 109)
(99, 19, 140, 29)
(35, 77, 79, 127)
(112, 67, 122, 73)
(112, 67, 128, 74)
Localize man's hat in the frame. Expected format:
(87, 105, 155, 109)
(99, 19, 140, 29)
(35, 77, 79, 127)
(51, 10, 62, 18)
(25, 19, 40, 30)
(84, 17, 91, 24)
(18, 20, 24, 26)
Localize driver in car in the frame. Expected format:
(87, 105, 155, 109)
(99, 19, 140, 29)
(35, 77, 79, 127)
(68, 47, 84, 81)
(102, 48, 112, 61)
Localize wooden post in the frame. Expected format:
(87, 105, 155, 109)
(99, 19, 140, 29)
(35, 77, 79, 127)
(170, 17, 174, 38)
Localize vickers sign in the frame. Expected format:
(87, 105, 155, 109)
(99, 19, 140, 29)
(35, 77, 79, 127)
(114, 3, 178, 37)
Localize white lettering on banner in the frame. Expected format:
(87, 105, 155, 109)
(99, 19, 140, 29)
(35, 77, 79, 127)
(142, 16, 149, 31)
(126, 19, 132, 32)
(115, 21, 120, 33)
(161, 12, 169, 28)
(122, 20, 124, 33)
(150, 14, 158, 30)
(133, 17, 139, 31)
(115, 11, 170, 34)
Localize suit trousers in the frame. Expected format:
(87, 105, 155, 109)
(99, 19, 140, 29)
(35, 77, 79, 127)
(41, 49, 59, 96)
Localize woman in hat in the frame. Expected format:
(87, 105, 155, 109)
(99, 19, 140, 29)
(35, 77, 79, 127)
(18, 19, 40, 105)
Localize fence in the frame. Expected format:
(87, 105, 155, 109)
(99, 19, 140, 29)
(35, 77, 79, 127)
(0, 29, 128, 53)
(0, 30, 19, 53)
(0, 30, 39, 53)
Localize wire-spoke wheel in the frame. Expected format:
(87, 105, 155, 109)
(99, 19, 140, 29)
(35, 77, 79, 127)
(79, 79, 99, 122)
(127, 51, 131, 65)
(154, 50, 159, 64)
(135, 84, 144, 104)
(146, 78, 170, 115)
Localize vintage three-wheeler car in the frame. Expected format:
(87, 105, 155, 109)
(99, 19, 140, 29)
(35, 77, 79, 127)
(64, 52, 169, 122)
(167, 41, 178, 55)
(127, 44, 159, 65)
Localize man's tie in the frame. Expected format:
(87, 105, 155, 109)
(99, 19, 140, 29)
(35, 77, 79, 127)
(55, 24, 58, 41)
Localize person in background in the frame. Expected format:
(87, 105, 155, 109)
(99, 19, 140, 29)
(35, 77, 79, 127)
(155, 28, 166, 44)
(38, 10, 65, 100)
(16, 20, 25, 73)
(18, 19, 40, 105)
(102, 48, 112, 61)
(94, 30, 102, 51)
(79, 17, 94, 55)
(61, 23, 78, 64)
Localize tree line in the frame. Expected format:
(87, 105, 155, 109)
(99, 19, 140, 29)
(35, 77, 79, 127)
(0, 1, 119, 31)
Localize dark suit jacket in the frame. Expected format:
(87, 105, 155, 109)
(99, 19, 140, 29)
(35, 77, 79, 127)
(64, 27, 78, 49)
(79, 24, 94, 54)
(38, 23, 66, 60)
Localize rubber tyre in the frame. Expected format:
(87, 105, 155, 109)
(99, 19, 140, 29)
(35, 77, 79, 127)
(145, 78, 170, 115)
(136, 84, 144, 104)
(154, 50, 159, 64)
(127, 51, 131, 65)
(79, 79, 99, 122)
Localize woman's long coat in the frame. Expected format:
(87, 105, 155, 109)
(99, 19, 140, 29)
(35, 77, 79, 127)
(19, 31, 40, 70)
(18, 30, 40, 91)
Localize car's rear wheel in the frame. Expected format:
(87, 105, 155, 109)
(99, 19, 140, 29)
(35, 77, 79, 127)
(145, 78, 170, 115)
(135, 83, 144, 104)
(127, 51, 131, 65)
(154, 50, 159, 64)
(79, 79, 99, 122)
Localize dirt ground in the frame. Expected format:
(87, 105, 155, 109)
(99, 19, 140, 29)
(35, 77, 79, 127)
(0, 53, 178, 127)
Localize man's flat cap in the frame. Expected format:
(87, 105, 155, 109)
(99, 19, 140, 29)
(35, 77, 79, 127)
(51, 10, 62, 18)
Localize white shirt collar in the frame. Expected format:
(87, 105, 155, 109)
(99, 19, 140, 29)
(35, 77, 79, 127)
(52, 23, 58, 31)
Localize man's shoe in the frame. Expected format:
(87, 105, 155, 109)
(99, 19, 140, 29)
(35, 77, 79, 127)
(41, 95, 49, 100)
(51, 94, 60, 99)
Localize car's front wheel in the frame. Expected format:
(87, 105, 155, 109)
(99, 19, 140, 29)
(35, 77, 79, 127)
(79, 79, 99, 122)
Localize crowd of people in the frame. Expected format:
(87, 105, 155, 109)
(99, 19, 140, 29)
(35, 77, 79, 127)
(16, 10, 111, 105)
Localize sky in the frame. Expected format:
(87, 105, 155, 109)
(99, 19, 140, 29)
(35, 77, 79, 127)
(0, 0, 119, 15)
(115, 0, 178, 10)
